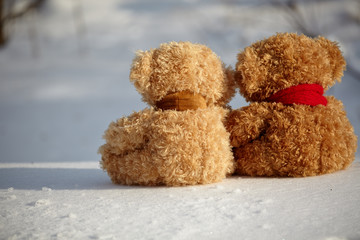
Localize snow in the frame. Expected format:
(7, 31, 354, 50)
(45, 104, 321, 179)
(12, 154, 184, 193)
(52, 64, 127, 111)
(1, 161, 360, 240)
(0, 0, 359, 239)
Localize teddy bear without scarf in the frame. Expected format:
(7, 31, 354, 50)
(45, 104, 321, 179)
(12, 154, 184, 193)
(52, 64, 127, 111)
(226, 33, 357, 177)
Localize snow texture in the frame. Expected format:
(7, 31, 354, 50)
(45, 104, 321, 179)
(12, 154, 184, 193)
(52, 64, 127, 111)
(0, 161, 360, 240)
(0, 0, 359, 239)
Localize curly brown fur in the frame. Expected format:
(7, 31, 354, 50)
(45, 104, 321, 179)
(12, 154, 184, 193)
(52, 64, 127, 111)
(236, 33, 345, 102)
(227, 33, 357, 177)
(100, 107, 234, 186)
(130, 42, 236, 107)
(99, 42, 235, 186)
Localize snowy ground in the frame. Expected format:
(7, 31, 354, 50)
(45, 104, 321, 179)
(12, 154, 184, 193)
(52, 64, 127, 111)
(0, 0, 359, 239)
(0, 161, 359, 240)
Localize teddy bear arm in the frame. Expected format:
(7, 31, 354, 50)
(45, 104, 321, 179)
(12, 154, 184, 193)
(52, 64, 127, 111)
(102, 110, 152, 155)
(226, 105, 267, 147)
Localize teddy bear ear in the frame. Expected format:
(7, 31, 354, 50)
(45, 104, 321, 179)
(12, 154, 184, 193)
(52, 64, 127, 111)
(316, 37, 346, 83)
(235, 46, 268, 102)
(215, 65, 237, 106)
(129, 49, 154, 95)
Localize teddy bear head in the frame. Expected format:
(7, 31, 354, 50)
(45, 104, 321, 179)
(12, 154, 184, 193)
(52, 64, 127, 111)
(129, 41, 235, 108)
(235, 33, 346, 102)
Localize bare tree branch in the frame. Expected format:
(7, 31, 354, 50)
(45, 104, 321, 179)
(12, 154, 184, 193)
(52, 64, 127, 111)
(2, 0, 45, 22)
(270, 0, 319, 37)
(0, 0, 7, 45)
(0, 0, 46, 47)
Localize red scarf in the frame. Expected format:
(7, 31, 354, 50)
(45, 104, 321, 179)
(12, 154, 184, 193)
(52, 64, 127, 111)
(266, 84, 327, 106)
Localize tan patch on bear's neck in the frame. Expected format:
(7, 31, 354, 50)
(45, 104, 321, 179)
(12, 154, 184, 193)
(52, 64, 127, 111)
(156, 91, 207, 111)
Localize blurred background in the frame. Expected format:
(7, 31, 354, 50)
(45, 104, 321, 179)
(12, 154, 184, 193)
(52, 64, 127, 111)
(0, 0, 359, 163)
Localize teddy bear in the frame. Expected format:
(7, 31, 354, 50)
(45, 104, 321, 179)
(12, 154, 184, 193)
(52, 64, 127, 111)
(226, 33, 357, 177)
(99, 41, 236, 186)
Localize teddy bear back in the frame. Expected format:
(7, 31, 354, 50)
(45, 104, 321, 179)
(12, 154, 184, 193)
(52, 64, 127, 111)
(236, 33, 346, 102)
(129, 41, 235, 108)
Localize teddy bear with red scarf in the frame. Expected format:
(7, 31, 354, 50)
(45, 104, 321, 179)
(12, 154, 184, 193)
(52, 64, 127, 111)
(226, 33, 357, 177)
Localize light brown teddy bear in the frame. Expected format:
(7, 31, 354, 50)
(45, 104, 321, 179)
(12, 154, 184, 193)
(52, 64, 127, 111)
(226, 33, 357, 177)
(99, 41, 236, 186)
